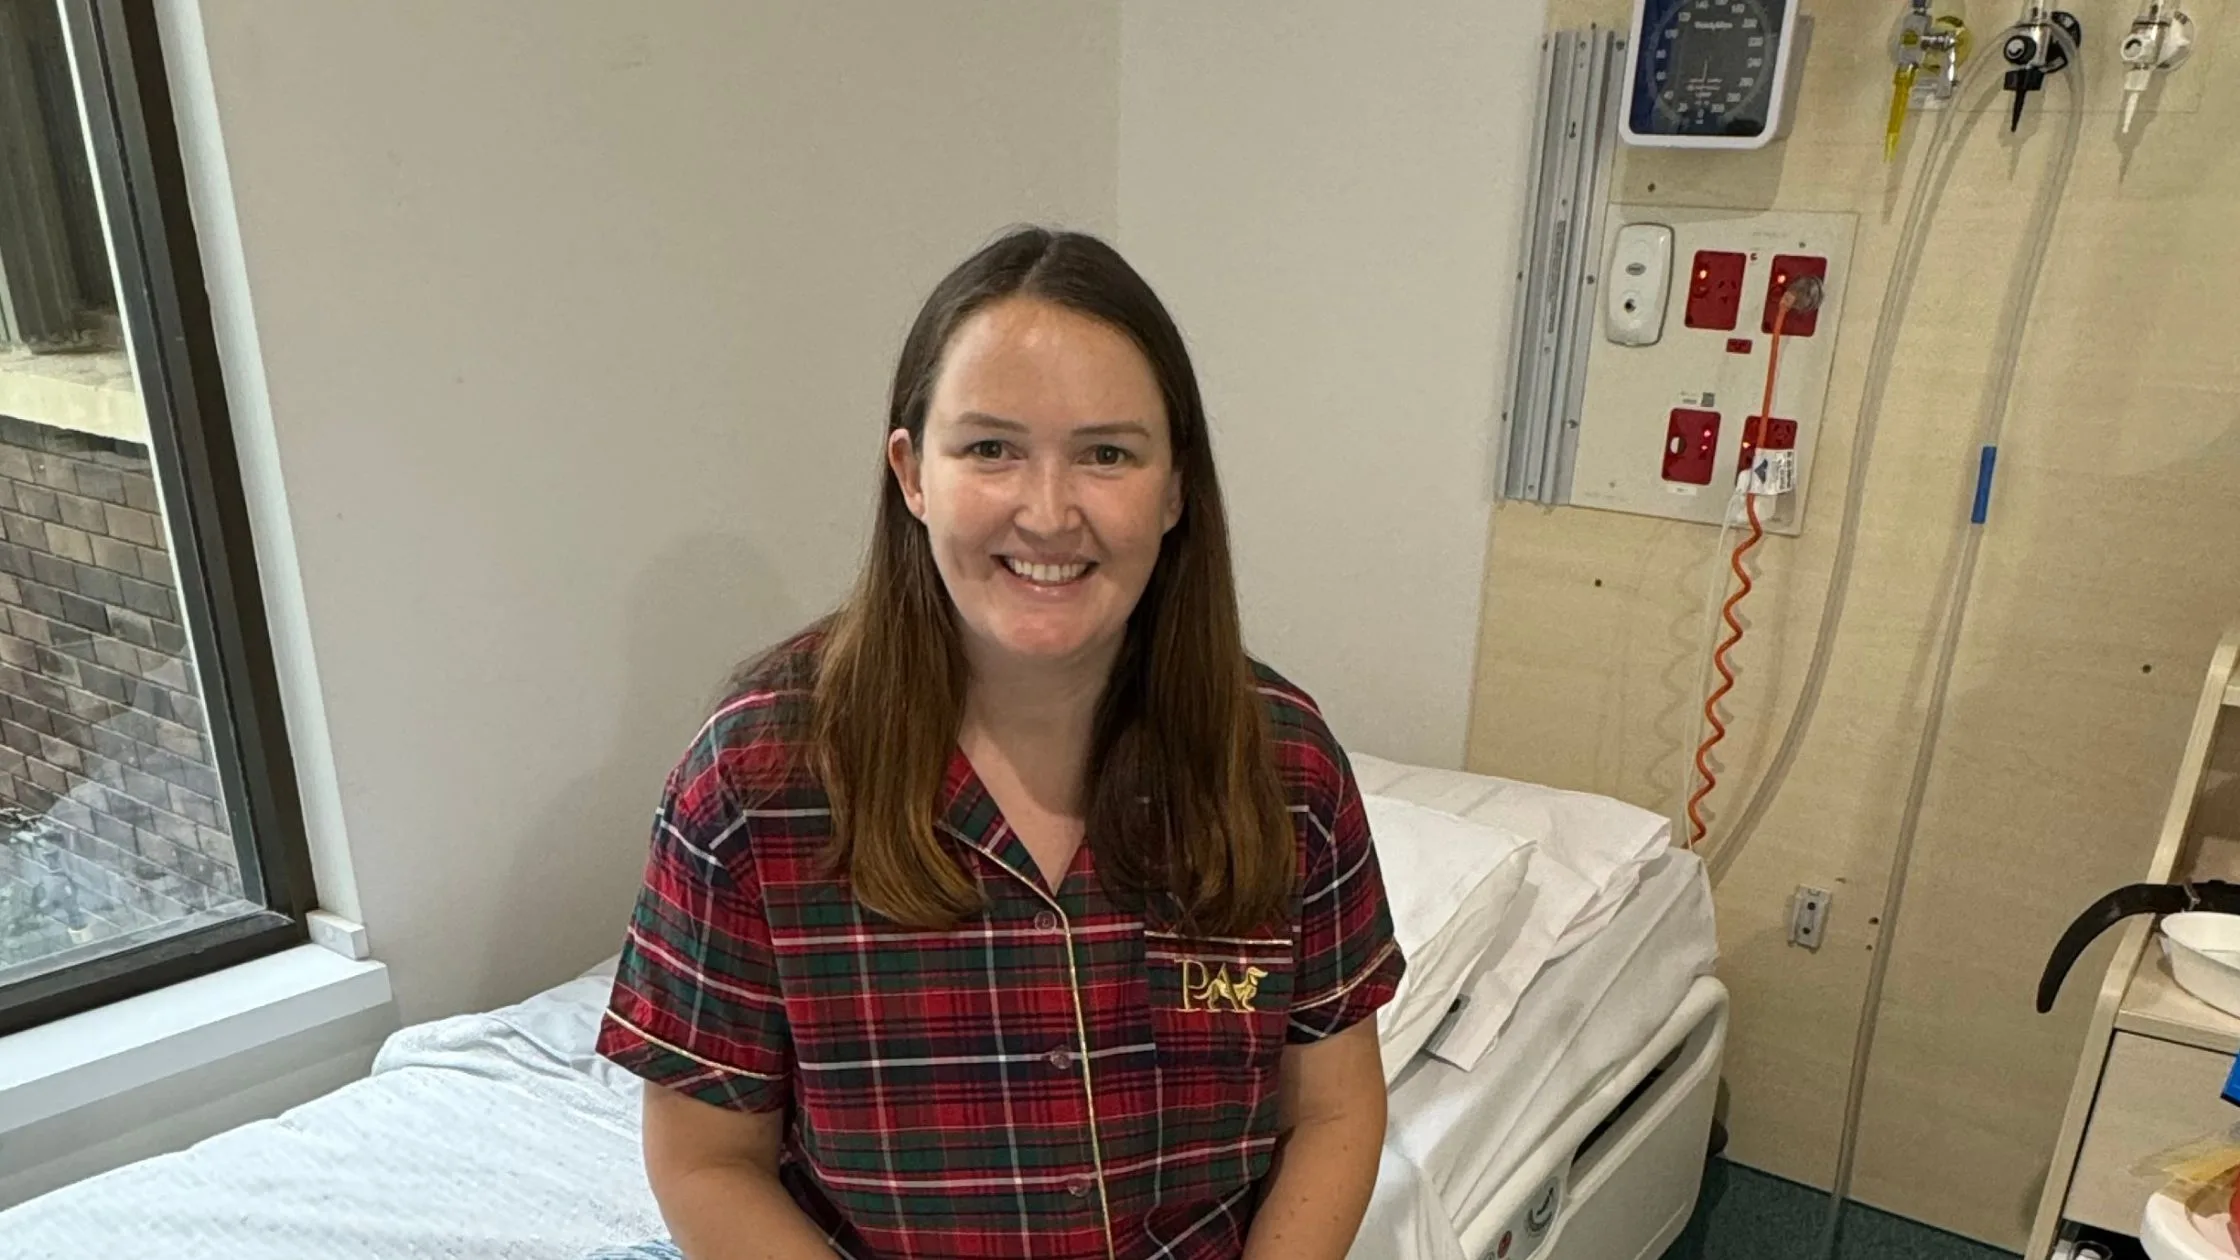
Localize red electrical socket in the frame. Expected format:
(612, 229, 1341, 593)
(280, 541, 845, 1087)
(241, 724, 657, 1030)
(1685, 251, 1747, 331)
(1737, 416, 1798, 472)
(1664, 409, 1720, 485)
(1763, 254, 1827, 337)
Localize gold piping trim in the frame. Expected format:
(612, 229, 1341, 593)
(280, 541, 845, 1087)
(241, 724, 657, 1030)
(942, 819, 1118, 1258)
(603, 1010, 785, 1081)
(1059, 906, 1121, 1260)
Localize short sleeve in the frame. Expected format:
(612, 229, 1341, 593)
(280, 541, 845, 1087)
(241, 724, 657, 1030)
(1287, 748, 1406, 1044)
(596, 749, 792, 1112)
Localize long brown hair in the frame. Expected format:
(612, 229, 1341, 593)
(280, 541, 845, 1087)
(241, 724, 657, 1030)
(811, 226, 1292, 935)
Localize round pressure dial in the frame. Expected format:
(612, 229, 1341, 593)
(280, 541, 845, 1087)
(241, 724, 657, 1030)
(1623, 0, 1799, 148)
(1650, 0, 1777, 131)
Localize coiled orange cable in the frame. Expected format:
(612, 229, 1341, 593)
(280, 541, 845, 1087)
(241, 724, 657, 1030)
(1687, 294, 1796, 850)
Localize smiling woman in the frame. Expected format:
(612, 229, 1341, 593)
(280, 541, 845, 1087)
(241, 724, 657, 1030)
(891, 299, 1182, 717)
(595, 227, 1405, 1260)
(811, 229, 1292, 938)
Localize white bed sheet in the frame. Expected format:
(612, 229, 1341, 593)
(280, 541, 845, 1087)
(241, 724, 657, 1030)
(1, 965, 1469, 1260)
(1384, 849, 1717, 1237)
(1, 970, 666, 1260)
(1, 858, 1707, 1260)
(1349, 754, 1674, 1072)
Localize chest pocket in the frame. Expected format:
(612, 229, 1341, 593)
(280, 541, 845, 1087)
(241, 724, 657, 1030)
(1143, 930, 1293, 1114)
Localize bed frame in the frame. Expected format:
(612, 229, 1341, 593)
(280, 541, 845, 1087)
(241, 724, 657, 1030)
(1460, 976, 1730, 1260)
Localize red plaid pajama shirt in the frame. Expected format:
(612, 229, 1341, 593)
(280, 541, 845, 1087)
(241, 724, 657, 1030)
(597, 639, 1404, 1260)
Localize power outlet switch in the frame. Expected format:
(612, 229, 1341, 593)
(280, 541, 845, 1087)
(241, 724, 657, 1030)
(1764, 254, 1829, 337)
(1737, 416, 1799, 471)
(1662, 408, 1720, 485)
(1685, 250, 1748, 331)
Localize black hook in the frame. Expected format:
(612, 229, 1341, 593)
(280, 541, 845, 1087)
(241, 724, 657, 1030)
(2037, 879, 2240, 1012)
(2003, 12, 2084, 132)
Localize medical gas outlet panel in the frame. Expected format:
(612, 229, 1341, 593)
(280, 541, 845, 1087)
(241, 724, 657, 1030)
(1569, 207, 1854, 536)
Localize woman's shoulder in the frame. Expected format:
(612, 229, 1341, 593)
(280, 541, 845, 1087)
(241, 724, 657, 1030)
(1248, 659, 1351, 805)
(684, 627, 826, 804)
(723, 626, 823, 713)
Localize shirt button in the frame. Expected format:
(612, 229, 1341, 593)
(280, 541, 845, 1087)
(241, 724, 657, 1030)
(1066, 1178, 1092, 1199)
(1045, 1046, 1074, 1071)
(1034, 910, 1059, 931)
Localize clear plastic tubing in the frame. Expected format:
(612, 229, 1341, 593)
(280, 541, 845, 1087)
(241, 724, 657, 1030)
(1697, 25, 2081, 886)
(1811, 24, 2084, 1259)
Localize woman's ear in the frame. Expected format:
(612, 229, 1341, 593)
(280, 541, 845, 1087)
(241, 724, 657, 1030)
(1163, 470, 1184, 534)
(888, 428, 928, 521)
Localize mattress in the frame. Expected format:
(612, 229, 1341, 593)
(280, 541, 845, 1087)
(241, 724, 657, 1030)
(0, 970, 667, 1260)
(0, 858, 1708, 1260)
(0, 964, 1470, 1260)
(1384, 849, 1718, 1236)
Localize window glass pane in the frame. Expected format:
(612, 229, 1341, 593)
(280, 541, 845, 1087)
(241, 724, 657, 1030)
(0, 0, 257, 986)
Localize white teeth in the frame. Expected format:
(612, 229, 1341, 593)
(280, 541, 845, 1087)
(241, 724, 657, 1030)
(1004, 558, 1089, 584)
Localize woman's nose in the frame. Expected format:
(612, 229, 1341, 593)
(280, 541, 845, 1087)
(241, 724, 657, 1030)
(1015, 459, 1079, 535)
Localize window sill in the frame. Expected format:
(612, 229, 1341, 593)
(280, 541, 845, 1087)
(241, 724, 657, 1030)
(0, 944, 390, 1134)
(0, 348, 148, 444)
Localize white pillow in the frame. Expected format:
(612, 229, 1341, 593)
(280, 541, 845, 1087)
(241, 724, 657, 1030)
(1348, 753, 1673, 1071)
(1363, 794, 1535, 1083)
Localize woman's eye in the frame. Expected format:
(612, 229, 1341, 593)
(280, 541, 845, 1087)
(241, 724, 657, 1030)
(967, 440, 1008, 460)
(1090, 445, 1130, 466)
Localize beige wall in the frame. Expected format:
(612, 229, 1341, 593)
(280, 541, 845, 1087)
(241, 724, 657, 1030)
(1475, 0, 2240, 1247)
(184, 0, 1121, 1025)
(1116, 1, 1546, 768)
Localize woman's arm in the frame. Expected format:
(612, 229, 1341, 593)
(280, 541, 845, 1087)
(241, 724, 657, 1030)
(642, 1084, 834, 1260)
(1242, 1019, 1388, 1260)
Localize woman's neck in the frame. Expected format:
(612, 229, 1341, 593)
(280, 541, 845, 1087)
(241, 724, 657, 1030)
(959, 642, 1115, 817)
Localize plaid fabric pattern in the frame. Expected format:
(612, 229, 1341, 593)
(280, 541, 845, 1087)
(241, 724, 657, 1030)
(598, 640, 1403, 1260)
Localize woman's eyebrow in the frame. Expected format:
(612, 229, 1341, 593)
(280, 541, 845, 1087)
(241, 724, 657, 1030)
(955, 412, 1153, 441)
(1075, 421, 1153, 439)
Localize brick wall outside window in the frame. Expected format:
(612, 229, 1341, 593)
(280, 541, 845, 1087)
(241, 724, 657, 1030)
(0, 415, 241, 967)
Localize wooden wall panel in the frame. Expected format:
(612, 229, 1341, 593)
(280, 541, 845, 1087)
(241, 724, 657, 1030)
(1480, 1, 2240, 1246)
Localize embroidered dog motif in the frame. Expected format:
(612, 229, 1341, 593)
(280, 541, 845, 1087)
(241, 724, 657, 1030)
(1180, 960, 1268, 1014)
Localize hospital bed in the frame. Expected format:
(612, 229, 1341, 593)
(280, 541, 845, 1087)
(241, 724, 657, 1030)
(0, 760, 1722, 1260)
(1379, 851, 1724, 1260)
(1356, 754, 1725, 1260)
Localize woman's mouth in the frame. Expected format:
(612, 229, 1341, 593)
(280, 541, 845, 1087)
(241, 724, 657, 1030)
(1000, 557, 1095, 586)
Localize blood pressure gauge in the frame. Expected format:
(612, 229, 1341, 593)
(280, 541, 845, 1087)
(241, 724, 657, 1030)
(1621, 0, 1805, 150)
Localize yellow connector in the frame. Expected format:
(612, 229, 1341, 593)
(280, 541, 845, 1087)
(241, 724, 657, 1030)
(1886, 65, 1917, 163)
(1887, 11, 1970, 162)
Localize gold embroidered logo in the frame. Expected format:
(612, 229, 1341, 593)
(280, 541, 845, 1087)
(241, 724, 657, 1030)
(1180, 960, 1267, 1013)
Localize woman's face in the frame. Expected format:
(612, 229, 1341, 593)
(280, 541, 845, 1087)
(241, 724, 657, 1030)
(891, 297, 1182, 676)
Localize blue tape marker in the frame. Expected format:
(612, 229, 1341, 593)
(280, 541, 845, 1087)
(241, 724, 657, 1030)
(2224, 1046, 2240, 1107)
(1970, 445, 1998, 525)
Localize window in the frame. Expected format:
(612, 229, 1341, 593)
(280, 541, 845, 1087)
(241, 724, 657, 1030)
(0, 0, 314, 1034)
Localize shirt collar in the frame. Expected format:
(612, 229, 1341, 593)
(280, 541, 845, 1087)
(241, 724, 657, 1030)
(936, 747, 1050, 894)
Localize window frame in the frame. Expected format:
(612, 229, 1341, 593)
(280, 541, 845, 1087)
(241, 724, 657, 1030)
(0, 0, 317, 1036)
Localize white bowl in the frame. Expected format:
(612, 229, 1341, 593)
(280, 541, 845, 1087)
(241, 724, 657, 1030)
(2143, 1175, 2239, 1259)
(2163, 912, 2240, 1019)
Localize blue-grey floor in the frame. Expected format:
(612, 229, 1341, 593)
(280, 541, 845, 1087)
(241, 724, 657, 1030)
(1662, 1159, 2023, 1260)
